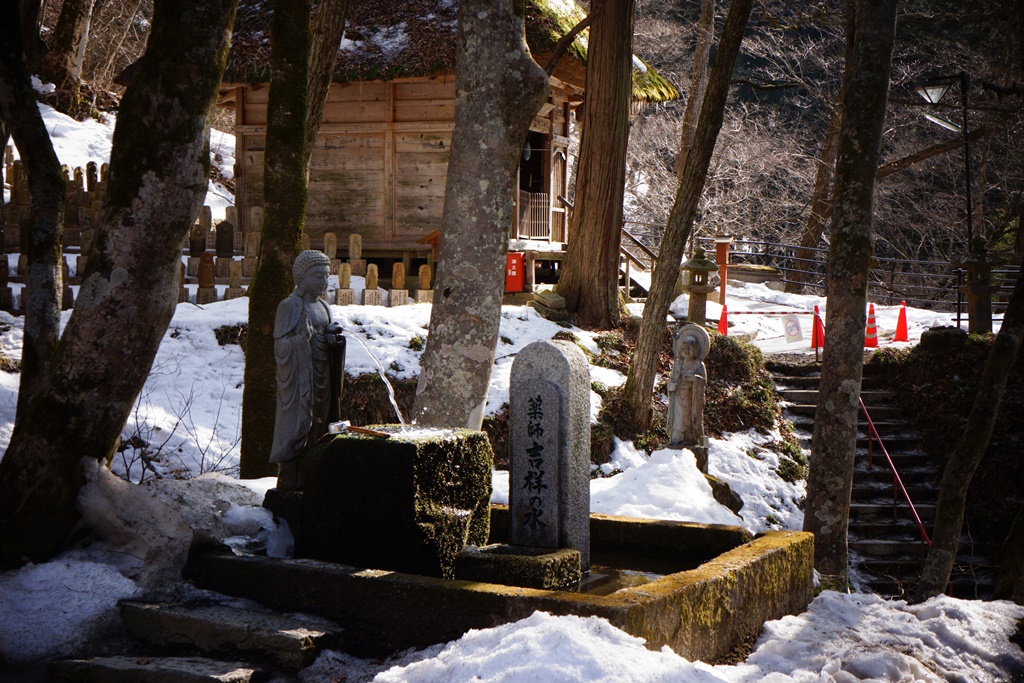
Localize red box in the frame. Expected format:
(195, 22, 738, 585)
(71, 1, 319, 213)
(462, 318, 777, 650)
(505, 252, 524, 292)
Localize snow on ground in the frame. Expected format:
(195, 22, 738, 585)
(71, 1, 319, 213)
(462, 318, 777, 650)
(2, 98, 1022, 681)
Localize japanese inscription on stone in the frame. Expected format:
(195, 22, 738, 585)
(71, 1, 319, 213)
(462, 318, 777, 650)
(512, 379, 560, 548)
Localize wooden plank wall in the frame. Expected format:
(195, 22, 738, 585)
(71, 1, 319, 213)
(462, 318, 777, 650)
(232, 73, 578, 251)
(234, 76, 454, 249)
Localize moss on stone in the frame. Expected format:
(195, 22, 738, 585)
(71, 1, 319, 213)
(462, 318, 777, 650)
(296, 428, 493, 578)
(455, 544, 582, 589)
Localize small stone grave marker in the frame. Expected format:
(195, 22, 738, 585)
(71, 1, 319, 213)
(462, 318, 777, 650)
(362, 263, 382, 305)
(349, 234, 365, 276)
(416, 265, 433, 303)
(335, 262, 354, 305)
(216, 220, 234, 258)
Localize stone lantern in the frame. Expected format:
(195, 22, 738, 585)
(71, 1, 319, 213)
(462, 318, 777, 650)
(681, 247, 718, 327)
(957, 236, 1006, 334)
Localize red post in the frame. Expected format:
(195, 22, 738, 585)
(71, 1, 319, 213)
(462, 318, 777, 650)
(714, 235, 734, 306)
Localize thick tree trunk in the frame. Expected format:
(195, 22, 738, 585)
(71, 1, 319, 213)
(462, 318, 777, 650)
(40, 0, 95, 89)
(802, 0, 896, 588)
(620, 0, 752, 430)
(239, 0, 347, 479)
(410, 0, 548, 429)
(0, 4, 65, 420)
(0, 0, 236, 570)
(916, 268, 1024, 601)
(673, 0, 714, 176)
(240, 0, 313, 480)
(556, 0, 634, 330)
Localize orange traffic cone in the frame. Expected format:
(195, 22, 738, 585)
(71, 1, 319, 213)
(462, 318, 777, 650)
(893, 300, 909, 342)
(864, 303, 878, 348)
(718, 304, 728, 335)
(811, 305, 825, 349)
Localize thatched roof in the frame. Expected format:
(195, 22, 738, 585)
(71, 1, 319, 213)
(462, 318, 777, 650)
(225, 0, 679, 103)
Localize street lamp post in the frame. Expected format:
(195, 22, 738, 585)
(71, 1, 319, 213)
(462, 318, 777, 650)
(916, 71, 973, 243)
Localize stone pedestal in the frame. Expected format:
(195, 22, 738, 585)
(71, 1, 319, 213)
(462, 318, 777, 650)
(243, 257, 257, 278)
(187, 257, 200, 278)
(335, 289, 355, 306)
(215, 257, 232, 278)
(224, 287, 245, 301)
(197, 288, 218, 305)
(389, 289, 408, 306)
(282, 428, 493, 579)
(362, 289, 382, 306)
(415, 289, 433, 304)
(178, 287, 190, 304)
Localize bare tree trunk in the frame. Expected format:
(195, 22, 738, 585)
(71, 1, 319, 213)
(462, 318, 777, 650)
(786, 0, 853, 293)
(40, 0, 95, 89)
(620, 0, 752, 431)
(785, 103, 841, 292)
(0, 1, 65, 423)
(673, 0, 714, 176)
(916, 268, 1024, 601)
(0, 0, 236, 570)
(556, 0, 634, 330)
(240, 0, 348, 479)
(410, 0, 548, 429)
(802, 0, 897, 588)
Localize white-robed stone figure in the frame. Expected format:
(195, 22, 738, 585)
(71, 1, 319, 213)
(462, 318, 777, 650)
(666, 323, 710, 453)
(271, 250, 335, 491)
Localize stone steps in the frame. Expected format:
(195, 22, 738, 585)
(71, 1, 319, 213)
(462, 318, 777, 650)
(770, 360, 995, 599)
(49, 601, 342, 683)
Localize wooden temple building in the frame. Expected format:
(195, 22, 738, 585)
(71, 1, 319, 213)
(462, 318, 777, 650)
(219, 0, 678, 272)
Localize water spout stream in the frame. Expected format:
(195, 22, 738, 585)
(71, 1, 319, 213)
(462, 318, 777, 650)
(349, 332, 407, 429)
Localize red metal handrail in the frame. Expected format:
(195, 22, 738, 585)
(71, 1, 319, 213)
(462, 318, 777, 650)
(858, 397, 932, 552)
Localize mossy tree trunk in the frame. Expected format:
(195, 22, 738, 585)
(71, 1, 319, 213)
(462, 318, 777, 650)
(40, 0, 95, 90)
(240, 0, 347, 479)
(802, 0, 897, 588)
(409, 0, 548, 429)
(916, 268, 1024, 601)
(620, 0, 752, 431)
(556, 0, 633, 330)
(0, 0, 237, 570)
(0, 2, 65, 422)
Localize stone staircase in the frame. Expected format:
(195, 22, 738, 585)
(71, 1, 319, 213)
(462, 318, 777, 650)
(768, 359, 997, 599)
(45, 600, 342, 682)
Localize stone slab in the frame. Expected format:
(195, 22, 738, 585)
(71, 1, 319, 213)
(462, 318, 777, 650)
(120, 601, 340, 669)
(49, 656, 258, 683)
(454, 544, 581, 589)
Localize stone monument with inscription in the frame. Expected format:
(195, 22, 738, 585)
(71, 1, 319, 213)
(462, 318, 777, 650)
(509, 340, 591, 569)
(416, 264, 433, 303)
(348, 234, 366, 276)
(197, 252, 217, 305)
(389, 262, 408, 306)
(225, 261, 245, 300)
(335, 262, 354, 305)
(362, 263, 382, 306)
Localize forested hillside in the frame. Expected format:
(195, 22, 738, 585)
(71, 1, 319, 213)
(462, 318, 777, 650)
(626, 0, 1023, 265)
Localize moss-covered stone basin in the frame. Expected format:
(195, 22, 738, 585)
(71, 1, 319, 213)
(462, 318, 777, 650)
(187, 506, 814, 663)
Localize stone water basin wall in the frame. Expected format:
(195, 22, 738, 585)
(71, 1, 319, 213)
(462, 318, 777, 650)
(188, 509, 813, 663)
